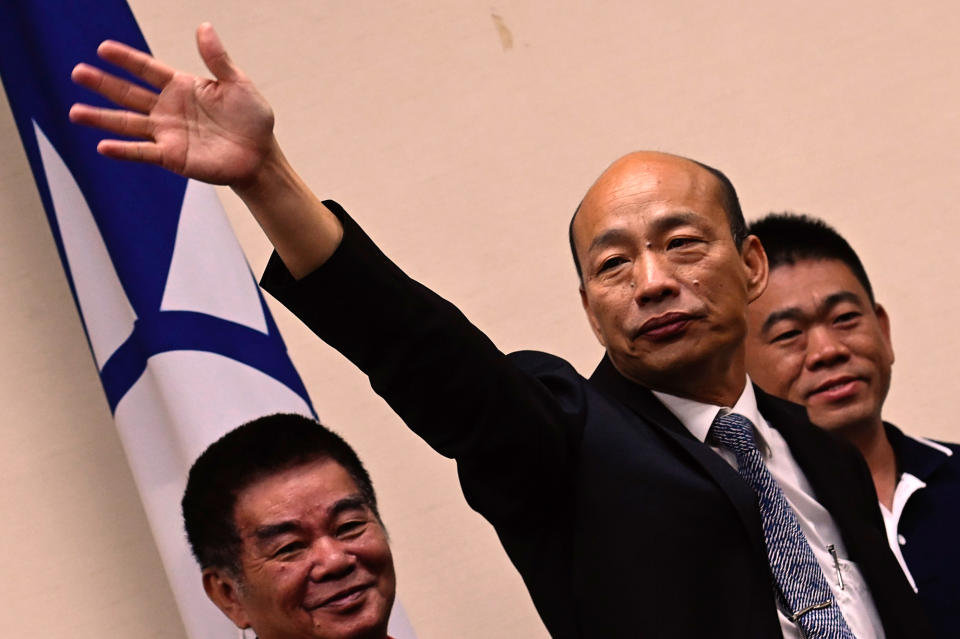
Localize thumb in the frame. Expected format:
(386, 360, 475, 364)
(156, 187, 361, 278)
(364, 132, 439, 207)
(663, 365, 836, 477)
(196, 22, 241, 82)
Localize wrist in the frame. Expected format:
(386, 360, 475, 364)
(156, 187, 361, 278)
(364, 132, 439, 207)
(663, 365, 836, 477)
(227, 136, 343, 278)
(231, 136, 290, 204)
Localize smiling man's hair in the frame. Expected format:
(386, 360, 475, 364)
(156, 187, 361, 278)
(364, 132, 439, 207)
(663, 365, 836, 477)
(748, 212, 875, 304)
(182, 413, 379, 575)
(569, 156, 746, 283)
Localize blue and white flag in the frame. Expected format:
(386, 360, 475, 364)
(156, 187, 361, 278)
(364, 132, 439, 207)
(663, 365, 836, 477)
(0, 2, 416, 638)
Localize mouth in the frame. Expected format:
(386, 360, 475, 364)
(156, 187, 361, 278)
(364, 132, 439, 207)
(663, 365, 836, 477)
(635, 312, 697, 341)
(806, 375, 864, 402)
(308, 583, 372, 611)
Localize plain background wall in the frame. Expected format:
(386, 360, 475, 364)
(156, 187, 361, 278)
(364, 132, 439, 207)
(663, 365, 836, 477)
(2, 1, 958, 637)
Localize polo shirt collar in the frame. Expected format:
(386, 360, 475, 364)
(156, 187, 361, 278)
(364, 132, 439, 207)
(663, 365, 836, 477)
(885, 422, 954, 481)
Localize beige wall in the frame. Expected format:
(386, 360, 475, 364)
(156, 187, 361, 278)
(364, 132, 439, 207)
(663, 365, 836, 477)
(2, 1, 958, 637)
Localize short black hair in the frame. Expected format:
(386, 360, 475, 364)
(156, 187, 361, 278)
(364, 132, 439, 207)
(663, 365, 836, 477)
(181, 413, 379, 574)
(568, 157, 747, 282)
(747, 212, 875, 304)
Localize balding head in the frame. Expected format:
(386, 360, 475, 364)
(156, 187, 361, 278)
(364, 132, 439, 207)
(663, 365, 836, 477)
(569, 152, 746, 283)
(572, 151, 767, 404)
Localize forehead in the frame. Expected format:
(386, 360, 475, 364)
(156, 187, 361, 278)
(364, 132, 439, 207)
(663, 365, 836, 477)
(764, 259, 870, 307)
(233, 459, 362, 530)
(573, 154, 727, 247)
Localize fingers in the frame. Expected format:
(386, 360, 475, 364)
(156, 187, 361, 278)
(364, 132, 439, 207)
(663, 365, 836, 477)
(97, 139, 164, 165)
(69, 103, 154, 140)
(96, 39, 176, 89)
(71, 63, 158, 113)
(70, 103, 165, 168)
(196, 22, 241, 83)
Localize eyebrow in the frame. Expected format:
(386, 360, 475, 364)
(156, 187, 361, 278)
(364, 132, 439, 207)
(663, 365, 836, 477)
(646, 211, 704, 237)
(760, 290, 864, 335)
(250, 495, 370, 542)
(587, 227, 632, 255)
(586, 211, 703, 254)
(329, 495, 369, 518)
(253, 521, 300, 541)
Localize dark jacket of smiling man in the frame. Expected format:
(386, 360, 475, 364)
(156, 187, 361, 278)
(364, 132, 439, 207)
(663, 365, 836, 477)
(72, 24, 931, 638)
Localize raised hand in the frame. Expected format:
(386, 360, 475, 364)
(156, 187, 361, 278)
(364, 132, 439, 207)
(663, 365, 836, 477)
(70, 23, 275, 186)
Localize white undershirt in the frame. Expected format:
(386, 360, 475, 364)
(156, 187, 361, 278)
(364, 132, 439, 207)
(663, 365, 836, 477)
(653, 378, 885, 639)
(879, 474, 924, 593)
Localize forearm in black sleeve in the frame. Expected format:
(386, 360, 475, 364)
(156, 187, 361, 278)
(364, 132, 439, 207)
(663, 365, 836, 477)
(260, 200, 585, 527)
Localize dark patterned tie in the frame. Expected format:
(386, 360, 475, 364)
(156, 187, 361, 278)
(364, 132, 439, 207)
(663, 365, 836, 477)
(709, 412, 855, 638)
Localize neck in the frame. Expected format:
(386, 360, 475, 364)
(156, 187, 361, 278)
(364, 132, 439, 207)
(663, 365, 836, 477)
(631, 348, 748, 407)
(841, 419, 897, 509)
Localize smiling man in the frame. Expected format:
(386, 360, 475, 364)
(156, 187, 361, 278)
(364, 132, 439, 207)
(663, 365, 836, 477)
(745, 212, 960, 637)
(182, 413, 396, 639)
(71, 26, 930, 638)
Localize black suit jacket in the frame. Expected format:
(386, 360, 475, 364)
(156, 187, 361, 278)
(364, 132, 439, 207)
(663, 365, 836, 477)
(261, 202, 930, 638)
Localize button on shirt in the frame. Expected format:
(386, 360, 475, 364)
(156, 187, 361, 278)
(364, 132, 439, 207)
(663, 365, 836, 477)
(653, 379, 885, 639)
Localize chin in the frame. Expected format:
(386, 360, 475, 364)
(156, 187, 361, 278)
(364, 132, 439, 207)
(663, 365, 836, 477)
(809, 407, 877, 435)
(634, 353, 712, 384)
(343, 605, 391, 639)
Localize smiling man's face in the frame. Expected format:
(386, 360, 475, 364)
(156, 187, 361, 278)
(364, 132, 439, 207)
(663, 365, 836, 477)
(207, 458, 395, 639)
(746, 258, 894, 434)
(574, 152, 767, 402)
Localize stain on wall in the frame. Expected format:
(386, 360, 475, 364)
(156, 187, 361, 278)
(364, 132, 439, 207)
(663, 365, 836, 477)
(491, 12, 514, 51)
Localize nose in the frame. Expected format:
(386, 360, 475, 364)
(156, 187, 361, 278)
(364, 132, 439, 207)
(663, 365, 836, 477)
(633, 251, 680, 305)
(307, 536, 357, 582)
(804, 326, 850, 371)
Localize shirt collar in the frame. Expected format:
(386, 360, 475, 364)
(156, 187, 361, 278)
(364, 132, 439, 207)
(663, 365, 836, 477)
(885, 422, 954, 481)
(652, 377, 770, 451)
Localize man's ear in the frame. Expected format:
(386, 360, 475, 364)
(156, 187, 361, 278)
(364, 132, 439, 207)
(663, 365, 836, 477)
(202, 567, 252, 630)
(875, 303, 895, 365)
(580, 285, 607, 347)
(740, 235, 768, 303)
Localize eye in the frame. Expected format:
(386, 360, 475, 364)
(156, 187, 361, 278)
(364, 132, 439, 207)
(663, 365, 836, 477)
(834, 311, 861, 325)
(771, 329, 801, 344)
(336, 520, 369, 539)
(272, 541, 306, 558)
(666, 237, 700, 250)
(597, 256, 628, 273)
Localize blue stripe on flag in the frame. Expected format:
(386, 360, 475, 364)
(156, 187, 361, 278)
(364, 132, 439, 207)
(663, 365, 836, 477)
(100, 308, 312, 412)
(0, 0, 313, 414)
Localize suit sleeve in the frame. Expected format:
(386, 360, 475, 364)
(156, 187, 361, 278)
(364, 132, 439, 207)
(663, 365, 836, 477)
(260, 201, 586, 529)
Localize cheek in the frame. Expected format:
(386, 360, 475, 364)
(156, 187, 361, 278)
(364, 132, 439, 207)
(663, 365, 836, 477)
(590, 291, 631, 328)
(263, 563, 312, 605)
(699, 260, 748, 300)
(354, 535, 395, 585)
(753, 349, 803, 395)
(857, 335, 893, 365)
(778, 360, 808, 399)
(360, 538, 393, 573)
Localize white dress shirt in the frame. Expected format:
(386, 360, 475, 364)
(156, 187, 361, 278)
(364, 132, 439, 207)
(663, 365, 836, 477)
(653, 378, 885, 639)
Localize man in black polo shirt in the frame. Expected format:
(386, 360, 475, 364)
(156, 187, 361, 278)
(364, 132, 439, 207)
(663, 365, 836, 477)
(745, 212, 960, 636)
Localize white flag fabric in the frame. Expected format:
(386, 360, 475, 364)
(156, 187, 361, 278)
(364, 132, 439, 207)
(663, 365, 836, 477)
(0, 3, 416, 638)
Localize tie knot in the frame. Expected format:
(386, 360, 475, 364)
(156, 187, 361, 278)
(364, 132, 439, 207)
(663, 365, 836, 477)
(708, 411, 758, 455)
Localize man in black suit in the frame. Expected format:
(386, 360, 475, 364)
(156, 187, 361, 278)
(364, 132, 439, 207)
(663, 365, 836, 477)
(70, 24, 930, 638)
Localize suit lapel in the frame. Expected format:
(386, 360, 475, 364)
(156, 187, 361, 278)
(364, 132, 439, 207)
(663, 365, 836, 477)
(757, 389, 932, 639)
(754, 386, 881, 548)
(589, 356, 766, 554)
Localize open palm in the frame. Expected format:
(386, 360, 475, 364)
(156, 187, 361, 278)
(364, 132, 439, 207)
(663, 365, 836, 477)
(71, 23, 274, 186)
